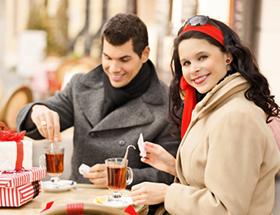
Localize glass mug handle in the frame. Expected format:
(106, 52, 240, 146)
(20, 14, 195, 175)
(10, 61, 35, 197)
(39, 155, 46, 168)
(126, 167, 133, 185)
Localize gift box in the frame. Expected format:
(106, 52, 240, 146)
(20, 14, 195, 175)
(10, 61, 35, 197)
(0, 167, 46, 207)
(0, 140, 33, 171)
(0, 180, 41, 207)
(0, 121, 32, 171)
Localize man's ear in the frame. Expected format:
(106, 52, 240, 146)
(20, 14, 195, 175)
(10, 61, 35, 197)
(141, 46, 150, 63)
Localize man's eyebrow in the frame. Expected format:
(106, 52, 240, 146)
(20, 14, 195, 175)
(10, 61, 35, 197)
(103, 52, 131, 59)
(119, 55, 131, 59)
(103, 52, 110, 58)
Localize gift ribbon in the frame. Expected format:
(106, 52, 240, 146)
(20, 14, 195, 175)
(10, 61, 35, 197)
(32, 180, 40, 199)
(0, 121, 26, 171)
(15, 140, 24, 171)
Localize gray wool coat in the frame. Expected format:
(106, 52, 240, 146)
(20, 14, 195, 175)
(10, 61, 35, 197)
(16, 62, 181, 188)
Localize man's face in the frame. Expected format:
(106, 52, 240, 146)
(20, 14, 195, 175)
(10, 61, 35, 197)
(102, 38, 149, 88)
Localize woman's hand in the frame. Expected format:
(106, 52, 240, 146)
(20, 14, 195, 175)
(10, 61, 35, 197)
(83, 164, 108, 188)
(31, 105, 61, 142)
(131, 182, 168, 205)
(141, 142, 177, 177)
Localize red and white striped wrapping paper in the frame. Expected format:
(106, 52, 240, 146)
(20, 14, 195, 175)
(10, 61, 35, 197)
(0, 180, 41, 207)
(0, 167, 46, 188)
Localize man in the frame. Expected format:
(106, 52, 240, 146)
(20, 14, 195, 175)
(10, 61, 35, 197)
(16, 13, 180, 191)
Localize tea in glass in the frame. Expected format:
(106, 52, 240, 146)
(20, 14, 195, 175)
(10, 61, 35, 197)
(45, 152, 64, 176)
(39, 145, 65, 188)
(107, 165, 127, 190)
(105, 158, 133, 200)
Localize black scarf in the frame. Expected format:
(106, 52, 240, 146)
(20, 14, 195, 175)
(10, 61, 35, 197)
(102, 60, 153, 118)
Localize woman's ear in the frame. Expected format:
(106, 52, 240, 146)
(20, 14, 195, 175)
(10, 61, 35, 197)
(225, 51, 233, 62)
(141, 46, 150, 63)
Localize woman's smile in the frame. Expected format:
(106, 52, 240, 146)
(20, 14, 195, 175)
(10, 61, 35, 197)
(193, 74, 209, 84)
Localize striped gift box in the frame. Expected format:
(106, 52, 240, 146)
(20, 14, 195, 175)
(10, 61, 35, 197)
(0, 180, 41, 207)
(0, 167, 46, 188)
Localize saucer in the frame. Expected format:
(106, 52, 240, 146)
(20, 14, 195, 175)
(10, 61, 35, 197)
(42, 180, 76, 192)
(93, 195, 134, 209)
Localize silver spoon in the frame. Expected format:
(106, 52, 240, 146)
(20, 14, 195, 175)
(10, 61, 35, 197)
(50, 142, 54, 153)
(122, 145, 136, 166)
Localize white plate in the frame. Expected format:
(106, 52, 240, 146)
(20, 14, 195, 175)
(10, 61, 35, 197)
(42, 180, 76, 192)
(93, 195, 134, 209)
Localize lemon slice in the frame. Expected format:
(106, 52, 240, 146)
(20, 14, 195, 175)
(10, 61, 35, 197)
(95, 195, 108, 204)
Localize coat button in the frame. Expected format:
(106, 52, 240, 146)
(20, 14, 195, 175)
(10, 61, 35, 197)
(90, 133, 95, 137)
(118, 140, 125, 146)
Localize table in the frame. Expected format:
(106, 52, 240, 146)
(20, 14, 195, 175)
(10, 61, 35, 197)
(0, 183, 149, 215)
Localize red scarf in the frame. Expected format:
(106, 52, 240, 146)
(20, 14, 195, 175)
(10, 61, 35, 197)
(180, 76, 197, 139)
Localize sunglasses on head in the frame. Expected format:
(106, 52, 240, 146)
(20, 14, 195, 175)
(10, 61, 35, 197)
(179, 15, 221, 35)
(178, 15, 224, 46)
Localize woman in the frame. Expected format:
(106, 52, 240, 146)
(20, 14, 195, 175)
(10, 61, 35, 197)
(131, 15, 280, 215)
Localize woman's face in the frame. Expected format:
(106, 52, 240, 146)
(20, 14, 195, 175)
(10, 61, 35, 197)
(178, 38, 229, 94)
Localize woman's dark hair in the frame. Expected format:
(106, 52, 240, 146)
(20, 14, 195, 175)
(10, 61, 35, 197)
(101, 13, 148, 58)
(169, 18, 280, 135)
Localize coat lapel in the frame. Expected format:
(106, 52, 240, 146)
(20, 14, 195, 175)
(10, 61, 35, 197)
(92, 97, 154, 132)
(76, 65, 105, 127)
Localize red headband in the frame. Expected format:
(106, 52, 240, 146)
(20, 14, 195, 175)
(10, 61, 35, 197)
(179, 23, 224, 46)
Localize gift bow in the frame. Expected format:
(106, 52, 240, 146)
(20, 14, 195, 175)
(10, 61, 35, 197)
(0, 121, 26, 171)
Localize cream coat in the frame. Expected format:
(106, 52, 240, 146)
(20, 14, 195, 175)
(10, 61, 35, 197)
(165, 73, 280, 215)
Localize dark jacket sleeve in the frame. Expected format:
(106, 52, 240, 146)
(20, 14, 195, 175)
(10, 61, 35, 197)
(16, 75, 77, 138)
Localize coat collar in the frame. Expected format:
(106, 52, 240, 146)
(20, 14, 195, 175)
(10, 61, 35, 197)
(176, 73, 249, 184)
(77, 60, 164, 131)
(192, 73, 248, 121)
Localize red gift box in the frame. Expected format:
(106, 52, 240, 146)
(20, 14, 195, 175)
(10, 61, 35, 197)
(0, 167, 46, 188)
(0, 167, 46, 207)
(0, 180, 41, 207)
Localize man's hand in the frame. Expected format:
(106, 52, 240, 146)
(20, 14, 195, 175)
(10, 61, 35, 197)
(83, 164, 108, 188)
(31, 105, 61, 142)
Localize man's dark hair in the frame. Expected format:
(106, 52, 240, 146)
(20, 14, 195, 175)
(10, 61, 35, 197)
(101, 13, 149, 58)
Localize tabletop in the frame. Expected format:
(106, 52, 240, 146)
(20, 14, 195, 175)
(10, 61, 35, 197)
(0, 183, 149, 215)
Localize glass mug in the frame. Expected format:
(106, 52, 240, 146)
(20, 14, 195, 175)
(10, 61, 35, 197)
(105, 158, 133, 201)
(39, 145, 64, 188)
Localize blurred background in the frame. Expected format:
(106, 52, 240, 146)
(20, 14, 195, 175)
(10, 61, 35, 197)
(0, 0, 279, 213)
(0, 0, 280, 129)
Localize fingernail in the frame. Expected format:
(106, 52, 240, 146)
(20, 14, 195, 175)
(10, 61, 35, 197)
(54, 137, 58, 141)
